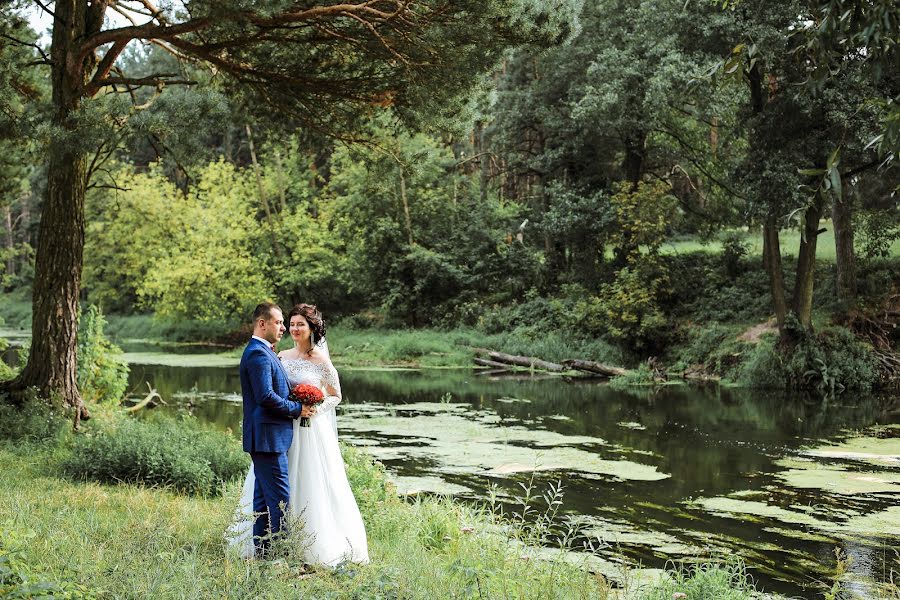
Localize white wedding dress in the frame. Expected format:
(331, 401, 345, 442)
(229, 356, 369, 566)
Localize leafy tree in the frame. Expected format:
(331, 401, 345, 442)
(85, 162, 273, 325)
(325, 122, 534, 325)
(0, 0, 580, 420)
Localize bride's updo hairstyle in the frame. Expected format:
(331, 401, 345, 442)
(288, 303, 326, 347)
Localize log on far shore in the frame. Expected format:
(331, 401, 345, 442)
(473, 349, 566, 372)
(474, 358, 514, 369)
(560, 359, 628, 378)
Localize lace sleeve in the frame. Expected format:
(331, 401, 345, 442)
(319, 360, 342, 411)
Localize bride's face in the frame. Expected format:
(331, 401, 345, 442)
(289, 315, 311, 344)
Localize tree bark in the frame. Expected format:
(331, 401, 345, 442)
(399, 168, 414, 245)
(832, 183, 857, 303)
(472, 348, 565, 372)
(792, 195, 824, 330)
(763, 213, 788, 330)
(3, 1, 89, 425)
(560, 359, 628, 378)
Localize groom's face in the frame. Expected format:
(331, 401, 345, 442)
(260, 309, 286, 344)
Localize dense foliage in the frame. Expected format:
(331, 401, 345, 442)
(61, 417, 248, 496)
(2, 1, 897, 391)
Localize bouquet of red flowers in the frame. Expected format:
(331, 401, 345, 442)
(289, 383, 324, 427)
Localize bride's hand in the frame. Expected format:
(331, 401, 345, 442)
(300, 404, 316, 418)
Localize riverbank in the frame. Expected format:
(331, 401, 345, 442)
(0, 412, 787, 600)
(2, 249, 897, 389)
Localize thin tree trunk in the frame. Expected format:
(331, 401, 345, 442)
(763, 214, 788, 330)
(792, 196, 824, 329)
(622, 132, 646, 191)
(245, 124, 283, 260)
(400, 168, 414, 245)
(833, 182, 857, 303)
(3, 204, 14, 279)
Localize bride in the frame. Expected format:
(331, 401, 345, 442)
(230, 303, 369, 566)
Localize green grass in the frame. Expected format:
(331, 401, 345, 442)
(659, 220, 900, 261)
(313, 325, 625, 369)
(10, 428, 846, 599)
(0, 436, 612, 599)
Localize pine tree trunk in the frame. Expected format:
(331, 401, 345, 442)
(4, 1, 88, 424)
(792, 196, 824, 330)
(832, 184, 857, 303)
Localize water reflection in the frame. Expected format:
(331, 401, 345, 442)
(124, 361, 898, 598)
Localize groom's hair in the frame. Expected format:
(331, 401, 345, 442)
(252, 302, 281, 323)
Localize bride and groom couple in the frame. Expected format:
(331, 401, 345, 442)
(229, 302, 369, 566)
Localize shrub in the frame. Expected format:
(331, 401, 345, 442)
(0, 391, 69, 444)
(76, 305, 129, 405)
(608, 363, 658, 389)
(0, 338, 13, 382)
(720, 231, 749, 278)
(61, 417, 247, 496)
(740, 325, 878, 392)
(587, 266, 670, 353)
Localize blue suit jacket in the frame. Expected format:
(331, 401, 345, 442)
(240, 338, 302, 453)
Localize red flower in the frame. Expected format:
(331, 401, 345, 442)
(289, 383, 324, 427)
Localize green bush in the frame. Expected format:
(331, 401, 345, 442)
(740, 325, 878, 391)
(61, 417, 248, 496)
(668, 323, 751, 378)
(77, 305, 129, 405)
(587, 265, 671, 353)
(0, 392, 69, 444)
(0, 338, 13, 382)
(720, 232, 750, 278)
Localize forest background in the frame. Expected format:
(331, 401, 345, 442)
(2, 0, 898, 394)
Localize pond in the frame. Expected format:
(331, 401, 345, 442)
(119, 344, 900, 598)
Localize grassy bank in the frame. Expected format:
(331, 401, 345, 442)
(0, 410, 792, 600)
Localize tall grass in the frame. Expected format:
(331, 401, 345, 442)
(0, 434, 609, 598)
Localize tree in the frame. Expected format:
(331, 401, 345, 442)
(707, 0, 892, 332)
(0, 0, 579, 421)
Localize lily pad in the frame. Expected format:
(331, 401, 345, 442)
(340, 406, 669, 482)
(801, 436, 900, 466)
(774, 458, 900, 495)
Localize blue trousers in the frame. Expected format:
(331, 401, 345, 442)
(250, 451, 291, 556)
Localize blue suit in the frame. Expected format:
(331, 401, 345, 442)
(239, 338, 302, 555)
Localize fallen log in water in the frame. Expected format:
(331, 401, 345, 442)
(473, 349, 566, 372)
(560, 359, 628, 378)
(474, 357, 514, 369)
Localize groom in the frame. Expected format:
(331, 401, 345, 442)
(240, 302, 310, 557)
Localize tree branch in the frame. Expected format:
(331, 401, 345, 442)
(0, 33, 51, 64)
(89, 74, 197, 91)
(31, 0, 55, 18)
(85, 39, 129, 96)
